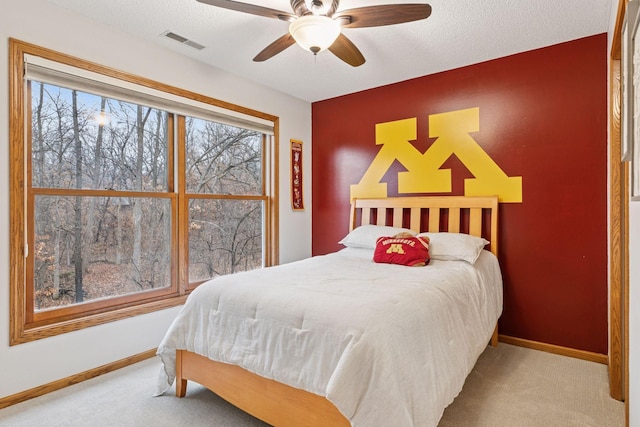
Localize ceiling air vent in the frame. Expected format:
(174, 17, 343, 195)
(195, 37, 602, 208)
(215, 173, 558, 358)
(161, 30, 205, 50)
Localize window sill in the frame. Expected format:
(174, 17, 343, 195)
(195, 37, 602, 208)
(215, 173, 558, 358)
(10, 294, 187, 346)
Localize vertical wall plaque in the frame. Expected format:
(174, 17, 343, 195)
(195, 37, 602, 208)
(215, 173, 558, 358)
(291, 139, 304, 210)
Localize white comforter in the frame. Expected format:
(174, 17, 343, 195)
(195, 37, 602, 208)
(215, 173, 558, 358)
(156, 247, 503, 427)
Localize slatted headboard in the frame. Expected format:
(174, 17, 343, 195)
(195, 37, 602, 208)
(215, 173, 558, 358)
(349, 196, 499, 256)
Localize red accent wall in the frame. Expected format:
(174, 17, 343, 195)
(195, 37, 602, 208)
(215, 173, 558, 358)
(311, 34, 608, 354)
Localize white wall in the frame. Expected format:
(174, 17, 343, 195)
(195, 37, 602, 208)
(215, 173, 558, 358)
(631, 203, 640, 426)
(0, 0, 312, 399)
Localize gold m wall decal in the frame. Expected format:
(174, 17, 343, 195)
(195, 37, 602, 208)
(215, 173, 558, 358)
(350, 107, 523, 203)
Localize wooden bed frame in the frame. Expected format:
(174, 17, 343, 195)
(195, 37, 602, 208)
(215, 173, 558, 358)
(175, 196, 500, 427)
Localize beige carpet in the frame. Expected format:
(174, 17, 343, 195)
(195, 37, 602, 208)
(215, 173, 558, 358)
(439, 344, 624, 427)
(0, 343, 624, 426)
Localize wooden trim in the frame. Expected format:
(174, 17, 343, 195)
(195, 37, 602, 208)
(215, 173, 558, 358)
(168, 115, 180, 303)
(183, 193, 268, 201)
(609, 57, 625, 401)
(612, 0, 627, 61)
(29, 188, 177, 198)
(9, 37, 27, 348)
(617, 3, 632, 423)
(0, 349, 157, 410)
(609, 0, 627, 405)
(177, 115, 189, 292)
(28, 287, 181, 327)
(12, 296, 186, 345)
(499, 335, 608, 365)
(266, 122, 279, 267)
(10, 39, 277, 124)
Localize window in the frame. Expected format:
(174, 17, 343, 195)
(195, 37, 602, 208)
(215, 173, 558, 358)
(9, 39, 279, 344)
(184, 117, 266, 286)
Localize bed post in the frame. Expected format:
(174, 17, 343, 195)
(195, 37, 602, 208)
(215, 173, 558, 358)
(176, 350, 188, 397)
(490, 324, 499, 347)
(349, 198, 357, 231)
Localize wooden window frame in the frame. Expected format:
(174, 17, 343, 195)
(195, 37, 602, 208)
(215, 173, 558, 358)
(9, 39, 279, 345)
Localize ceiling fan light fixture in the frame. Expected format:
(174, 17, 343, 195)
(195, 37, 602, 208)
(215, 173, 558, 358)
(289, 15, 340, 54)
(306, 0, 329, 16)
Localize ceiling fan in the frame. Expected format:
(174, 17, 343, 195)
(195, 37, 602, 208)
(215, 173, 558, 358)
(196, 0, 432, 67)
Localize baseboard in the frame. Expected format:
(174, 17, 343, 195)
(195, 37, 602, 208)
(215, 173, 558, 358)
(0, 337, 607, 410)
(0, 348, 157, 410)
(499, 335, 608, 365)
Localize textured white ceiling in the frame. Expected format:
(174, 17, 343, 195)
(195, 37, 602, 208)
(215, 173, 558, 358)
(46, 0, 614, 102)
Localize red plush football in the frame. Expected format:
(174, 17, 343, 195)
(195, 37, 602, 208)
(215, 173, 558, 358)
(373, 233, 430, 267)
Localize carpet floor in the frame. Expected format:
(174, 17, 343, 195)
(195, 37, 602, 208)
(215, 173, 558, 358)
(0, 343, 624, 426)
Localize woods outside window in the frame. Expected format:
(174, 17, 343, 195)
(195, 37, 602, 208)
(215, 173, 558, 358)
(9, 39, 279, 344)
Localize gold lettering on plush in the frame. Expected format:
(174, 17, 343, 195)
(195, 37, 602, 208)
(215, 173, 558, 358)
(350, 107, 523, 203)
(386, 243, 406, 254)
(381, 238, 417, 246)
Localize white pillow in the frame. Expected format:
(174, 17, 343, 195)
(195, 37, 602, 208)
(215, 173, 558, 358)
(339, 225, 416, 249)
(418, 232, 489, 264)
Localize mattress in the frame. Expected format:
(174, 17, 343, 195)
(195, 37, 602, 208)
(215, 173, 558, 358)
(156, 247, 503, 427)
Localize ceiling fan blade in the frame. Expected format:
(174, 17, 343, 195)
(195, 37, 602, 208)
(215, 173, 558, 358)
(328, 33, 365, 67)
(253, 34, 296, 62)
(197, 0, 295, 21)
(335, 4, 432, 28)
